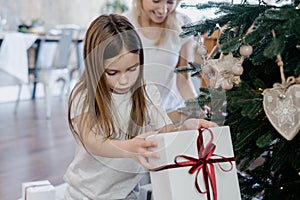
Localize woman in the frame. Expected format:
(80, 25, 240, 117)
(124, 0, 198, 114)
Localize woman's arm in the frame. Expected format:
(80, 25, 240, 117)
(159, 118, 218, 134)
(176, 39, 198, 100)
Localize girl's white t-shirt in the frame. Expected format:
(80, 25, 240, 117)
(124, 11, 191, 112)
(64, 85, 172, 199)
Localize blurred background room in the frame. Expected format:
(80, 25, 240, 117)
(0, 1, 213, 199)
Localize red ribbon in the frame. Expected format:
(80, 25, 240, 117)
(150, 128, 236, 200)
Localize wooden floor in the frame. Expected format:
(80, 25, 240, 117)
(0, 97, 76, 200)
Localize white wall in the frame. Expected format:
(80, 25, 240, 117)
(0, 0, 107, 31)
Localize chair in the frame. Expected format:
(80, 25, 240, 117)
(69, 27, 85, 80)
(47, 24, 85, 90)
(29, 28, 75, 118)
(48, 24, 85, 81)
(0, 69, 22, 114)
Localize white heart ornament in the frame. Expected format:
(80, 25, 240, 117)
(263, 84, 300, 140)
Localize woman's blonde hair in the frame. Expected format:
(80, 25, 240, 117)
(68, 14, 148, 146)
(132, 0, 186, 45)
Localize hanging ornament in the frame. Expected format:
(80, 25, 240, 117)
(262, 53, 300, 140)
(239, 44, 253, 57)
(202, 49, 249, 90)
(199, 23, 252, 90)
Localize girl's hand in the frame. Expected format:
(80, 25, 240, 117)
(127, 131, 160, 169)
(180, 118, 218, 131)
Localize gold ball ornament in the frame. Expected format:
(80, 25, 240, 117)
(221, 79, 234, 90)
(277, 61, 284, 67)
(239, 45, 253, 57)
(231, 64, 244, 76)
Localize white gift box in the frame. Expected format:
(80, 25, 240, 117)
(22, 180, 55, 200)
(147, 126, 241, 200)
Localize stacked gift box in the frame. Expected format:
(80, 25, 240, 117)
(20, 180, 55, 200)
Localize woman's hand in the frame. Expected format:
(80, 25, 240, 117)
(126, 131, 160, 169)
(180, 118, 218, 131)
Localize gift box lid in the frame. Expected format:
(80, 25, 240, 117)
(147, 126, 235, 166)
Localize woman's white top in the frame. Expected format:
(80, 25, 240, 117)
(64, 85, 172, 199)
(124, 11, 191, 112)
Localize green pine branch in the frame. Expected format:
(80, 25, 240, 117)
(180, 1, 300, 199)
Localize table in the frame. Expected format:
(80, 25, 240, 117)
(0, 31, 85, 118)
(0, 31, 84, 84)
(0, 32, 39, 83)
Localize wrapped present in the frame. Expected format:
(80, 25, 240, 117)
(22, 180, 55, 200)
(147, 126, 241, 200)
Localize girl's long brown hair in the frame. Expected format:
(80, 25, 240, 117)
(68, 14, 147, 147)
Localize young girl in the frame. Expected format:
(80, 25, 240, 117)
(63, 14, 217, 200)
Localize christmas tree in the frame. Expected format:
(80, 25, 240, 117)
(179, 0, 300, 199)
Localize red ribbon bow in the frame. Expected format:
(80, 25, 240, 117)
(150, 128, 236, 200)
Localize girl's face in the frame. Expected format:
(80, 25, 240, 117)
(141, 0, 178, 24)
(104, 52, 140, 94)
